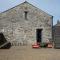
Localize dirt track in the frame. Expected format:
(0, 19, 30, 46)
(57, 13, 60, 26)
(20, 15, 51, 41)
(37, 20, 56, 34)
(0, 46, 60, 60)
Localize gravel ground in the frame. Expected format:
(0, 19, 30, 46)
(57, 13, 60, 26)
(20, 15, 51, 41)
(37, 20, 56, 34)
(0, 46, 60, 60)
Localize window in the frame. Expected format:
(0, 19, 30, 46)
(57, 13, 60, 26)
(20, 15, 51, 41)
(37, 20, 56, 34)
(24, 11, 28, 20)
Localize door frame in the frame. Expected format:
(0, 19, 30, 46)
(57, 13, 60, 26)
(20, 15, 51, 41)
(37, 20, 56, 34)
(36, 29, 43, 43)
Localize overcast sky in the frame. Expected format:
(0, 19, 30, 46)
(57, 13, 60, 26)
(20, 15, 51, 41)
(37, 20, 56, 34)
(0, 0, 60, 25)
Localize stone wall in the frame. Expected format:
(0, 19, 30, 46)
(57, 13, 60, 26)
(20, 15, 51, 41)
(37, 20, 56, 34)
(0, 2, 53, 45)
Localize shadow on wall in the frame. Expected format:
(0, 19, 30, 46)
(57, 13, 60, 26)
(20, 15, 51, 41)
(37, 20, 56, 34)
(0, 33, 11, 49)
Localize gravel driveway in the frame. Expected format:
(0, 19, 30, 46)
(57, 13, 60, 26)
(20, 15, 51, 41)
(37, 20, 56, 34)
(0, 46, 60, 60)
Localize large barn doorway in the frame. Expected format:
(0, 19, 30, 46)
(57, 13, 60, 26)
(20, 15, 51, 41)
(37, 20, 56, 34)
(36, 29, 42, 43)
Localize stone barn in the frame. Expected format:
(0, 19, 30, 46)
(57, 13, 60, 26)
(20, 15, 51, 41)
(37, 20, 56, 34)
(53, 21, 60, 48)
(0, 1, 53, 46)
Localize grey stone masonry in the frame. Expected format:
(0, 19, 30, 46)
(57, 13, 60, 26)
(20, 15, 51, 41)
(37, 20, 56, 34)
(0, 1, 53, 45)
